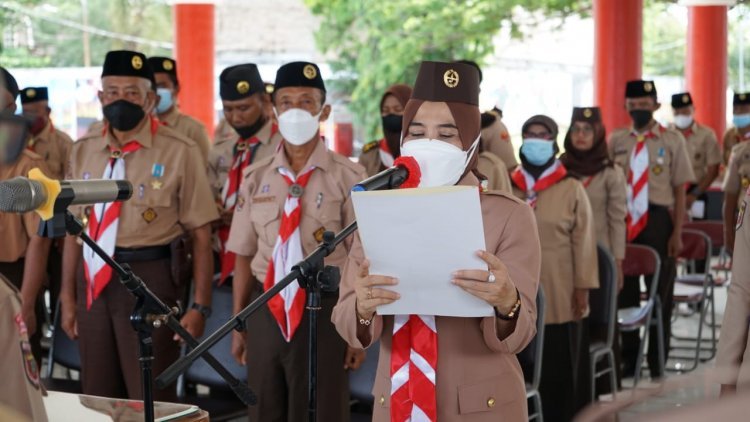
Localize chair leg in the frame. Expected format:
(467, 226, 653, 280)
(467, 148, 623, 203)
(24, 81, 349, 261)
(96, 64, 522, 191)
(656, 302, 666, 378)
(634, 321, 649, 387)
(607, 350, 617, 400)
(535, 393, 544, 422)
(590, 354, 597, 402)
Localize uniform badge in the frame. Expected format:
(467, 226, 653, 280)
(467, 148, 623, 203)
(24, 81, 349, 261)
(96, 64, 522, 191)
(14, 314, 39, 389)
(262, 184, 270, 193)
(151, 180, 163, 190)
(362, 142, 378, 153)
(644, 81, 653, 92)
(236, 81, 250, 94)
(742, 177, 750, 189)
(237, 195, 246, 211)
(151, 163, 165, 178)
(289, 184, 304, 198)
(656, 157, 665, 165)
(26, 88, 36, 98)
(138, 184, 145, 199)
(303, 64, 317, 80)
(682, 94, 690, 104)
(83, 171, 91, 180)
(163, 59, 174, 71)
(443, 69, 459, 88)
(583, 108, 592, 118)
(142, 208, 157, 223)
(652, 165, 663, 175)
(131, 55, 143, 70)
(314, 226, 326, 243)
(737, 200, 747, 231)
(236, 142, 248, 151)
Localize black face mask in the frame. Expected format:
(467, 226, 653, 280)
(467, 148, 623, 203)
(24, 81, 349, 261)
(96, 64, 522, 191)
(233, 115, 266, 140)
(381, 114, 403, 133)
(629, 109, 653, 130)
(103, 99, 146, 132)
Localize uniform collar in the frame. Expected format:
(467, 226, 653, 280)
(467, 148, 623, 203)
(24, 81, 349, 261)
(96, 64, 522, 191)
(30, 120, 54, 145)
(272, 137, 330, 174)
(217, 119, 276, 146)
(98, 116, 157, 151)
(160, 106, 180, 127)
(630, 122, 664, 139)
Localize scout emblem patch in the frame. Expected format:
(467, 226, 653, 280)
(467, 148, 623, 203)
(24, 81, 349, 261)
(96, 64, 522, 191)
(289, 184, 304, 198)
(652, 165, 663, 175)
(443, 69, 459, 88)
(152, 163, 165, 178)
(314, 226, 326, 243)
(737, 200, 747, 231)
(142, 208, 157, 223)
(15, 314, 40, 388)
(262, 184, 270, 193)
(237, 81, 250, 94)
(132, 55, 143, 70)
(303, 64, 317, 80)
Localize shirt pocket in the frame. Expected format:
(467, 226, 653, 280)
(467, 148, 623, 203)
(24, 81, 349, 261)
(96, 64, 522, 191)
(250, 203, 280, 245)
(457, 375, 515, 415)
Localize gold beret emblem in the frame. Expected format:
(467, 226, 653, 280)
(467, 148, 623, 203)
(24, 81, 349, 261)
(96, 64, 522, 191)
(443, 69, 459, 88)
(303, 64, 317, 80)
(682, 94, 689, 104)
(163, 59, 174, 71)
(644, 82, 653, 92)
(236, 81, 250, 95)
(265, 84, 274, 94)
(131, 55, 143, 70)
(583, 108, 592, 118)
(741, 94, 747, 101)
(26, 88, 36, 98)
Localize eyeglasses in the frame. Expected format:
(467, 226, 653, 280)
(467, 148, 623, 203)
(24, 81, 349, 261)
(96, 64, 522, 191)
(523, 131, 551, 140)
(570, 126, 594, 135)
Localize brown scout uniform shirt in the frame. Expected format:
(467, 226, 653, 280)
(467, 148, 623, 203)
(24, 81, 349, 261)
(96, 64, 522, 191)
(723, 142, 750, 209)
(68, 118, 218, 247)
(513, 177, 599, 324)
(723, 126, 750, 165)
(358, 140, 386, 177)
(716, 185, 750, 388)
(0, 150, 48, 263)
(0, 275, 47, 422)
(159, 107, 211, 163)
(481, 116, 518, 171)
(670, 122, 721, 182)
(28, 121, 72, 180)
(583, 166, 627, 260)
(609, 124, 696, 207)
(226, 139, 366, 279)
(207, 120, 282, 200)
(477, 151, 511, 193)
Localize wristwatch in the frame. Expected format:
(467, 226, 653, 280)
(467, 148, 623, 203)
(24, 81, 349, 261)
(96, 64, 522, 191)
(190, 303, 212, 319)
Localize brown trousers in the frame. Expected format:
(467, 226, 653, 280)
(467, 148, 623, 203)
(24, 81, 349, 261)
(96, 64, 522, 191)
(0, 258, 44, 366)
(76, 257, 180, 401)
(245, 288, 349, 422)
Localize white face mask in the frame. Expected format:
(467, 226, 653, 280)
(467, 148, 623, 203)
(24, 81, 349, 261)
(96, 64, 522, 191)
(674, 114, 693, 130)
(400, 136, 479, 188)
(274, 107, 322, 146)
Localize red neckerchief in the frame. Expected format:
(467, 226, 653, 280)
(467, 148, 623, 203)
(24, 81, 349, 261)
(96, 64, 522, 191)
(511, 160, 567, 208)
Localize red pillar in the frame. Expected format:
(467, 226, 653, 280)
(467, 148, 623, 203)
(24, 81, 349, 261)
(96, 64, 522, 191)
(686, 5, 728, 144)
(594, 0, 643, 132)
(174, 2, 215, 134)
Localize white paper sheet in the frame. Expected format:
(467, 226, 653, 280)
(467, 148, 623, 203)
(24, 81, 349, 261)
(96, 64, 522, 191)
(351, 186, 493, 317)
(690, 199, 706, 219)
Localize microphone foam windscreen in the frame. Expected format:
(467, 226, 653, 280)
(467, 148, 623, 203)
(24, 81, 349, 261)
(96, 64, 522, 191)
(394, 156, 421, 189)
(0, 177, 45, 212)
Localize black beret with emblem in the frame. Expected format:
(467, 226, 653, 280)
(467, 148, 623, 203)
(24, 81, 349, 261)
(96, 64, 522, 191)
(148, 56, 177, 79)
(571, 106, 601, 123)
(734, 92, 750, 106)
(20, 87, 49, 104)
(412, 61, 479, 106)
(625, 79, 657, 99)
(264, 82, 275, 95)
(671, 92, 693, 109)
(219, 64, 264, 101)
(1, 66, 19, 100)
(101, 50, 155, 87)
(274, 61, 326, 92)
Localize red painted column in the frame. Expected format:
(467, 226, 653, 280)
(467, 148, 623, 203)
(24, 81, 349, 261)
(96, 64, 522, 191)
(686, 5, 728, 144)
(594, 0, 643, 132)
(174, 1, 215, 134)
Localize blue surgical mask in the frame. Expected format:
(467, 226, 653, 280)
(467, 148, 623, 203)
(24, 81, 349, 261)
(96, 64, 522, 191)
(156, 88, 174, 114)
(521, 138, 555, 166)
(733, 113, 750, 129)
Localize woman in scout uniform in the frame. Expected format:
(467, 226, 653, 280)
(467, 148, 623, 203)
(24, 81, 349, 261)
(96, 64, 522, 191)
(512, 114, 599, 420)
(359, 83, 412, 177)
(333, 61, 541, 422)
(723, 141, 750, 253)
(722, 92, 750, 165)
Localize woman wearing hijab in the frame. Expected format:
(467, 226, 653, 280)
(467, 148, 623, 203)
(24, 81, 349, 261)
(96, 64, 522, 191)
(359, 84, 413, 176)
(511, 115, 598, 421)
(333, 61, 540, 421)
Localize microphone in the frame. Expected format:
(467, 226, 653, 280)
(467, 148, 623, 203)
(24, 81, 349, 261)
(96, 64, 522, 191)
(0, 168, 132, 220)
(352, 156, 421, 192)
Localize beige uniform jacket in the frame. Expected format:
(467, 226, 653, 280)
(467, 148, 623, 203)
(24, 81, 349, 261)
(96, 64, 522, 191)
(723, 127, 750, 165)
(477, 151, 512, 193)
(28, 121, 72, 180)
(332, 175, 541, 422)
(0, 150, 48, 262)
(609, 124, 696, 207)
(582, 166, 627, 260)
(159, 107, 211, 163)
(723, 142, 750, 209)
(358, 140, 386, 177)
(670, 122, 721, 182)
(481, 117, 518, 171)
(68, 118, 218, 247)
(513, 177, 599, 324)
(0, 276, 47, 421)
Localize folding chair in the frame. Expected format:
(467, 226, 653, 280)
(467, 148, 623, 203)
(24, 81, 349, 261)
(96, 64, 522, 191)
(684, 221, 728, 332)
(589, 245, 618, 401)
(519, 286, 545, 422)
(43, 301, 82, 393)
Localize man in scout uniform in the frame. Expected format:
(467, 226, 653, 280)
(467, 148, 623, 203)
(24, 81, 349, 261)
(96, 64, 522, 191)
(723, 92, 750, 165)
(147, 56, 211, 162)
(609, 80, 695, 379)
(20, 87, 73, 181)
(58, 50, 218, 400)
(227, 61, 366, 421)
(670, 92, 721, 215)
(722, 141, 750, 254)
(0, 68, 52, 366)
(358, 83, 412, 176)
(208, 64, 282, 284)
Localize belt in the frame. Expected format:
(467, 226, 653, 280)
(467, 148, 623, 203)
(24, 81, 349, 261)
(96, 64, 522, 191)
(114, 245, 171, 263)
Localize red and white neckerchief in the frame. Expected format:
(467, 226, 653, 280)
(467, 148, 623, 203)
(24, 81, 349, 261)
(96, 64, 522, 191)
(626, 130, 655, 241)
(217, 125, 279, 284)
(263, 165, 316, 342)
(511, 160, 568, 209)
(82, 140, 142, 309)
(378, 138, 395, 168)
(390, 314, 438, 422)
(582, 174, 596, 188)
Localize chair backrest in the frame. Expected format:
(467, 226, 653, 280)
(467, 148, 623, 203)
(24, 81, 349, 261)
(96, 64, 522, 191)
(623, 244, 661, 303)
(349, 340, 380, 405)
(516, 286, 545, 389)
(45, 302, 82, 378)
(679, 229, 712, 263)
(589, 245, 618, 348)
(684, 221, 724, 251)
(182, 284, 247, 389)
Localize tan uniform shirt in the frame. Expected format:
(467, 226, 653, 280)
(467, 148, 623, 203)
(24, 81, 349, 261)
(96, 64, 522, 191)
(68, 118, 218, 247)
(0, 276, 47, 422)
(477, 151, 511, 193)
(609, 124, 696, 207)
(481, 117, 518, 171)
(582, 166, 627, 260)
(716, 185, 750, 388)
(226, 139, 367, 280)
(0, 150, 48, 262)
(513, 177, 599, 324)
(358, 140, 386, 177)
(670, 122, 721, 182)
(28, 121, 73, 180)
(723, 127, 750, 165)
(159, 107, 211, 163)
(723, 142, 750, 210)
(207, 120, 282, 200)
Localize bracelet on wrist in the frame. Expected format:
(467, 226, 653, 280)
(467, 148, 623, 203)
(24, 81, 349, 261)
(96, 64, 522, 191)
(495, 289, 521, 321)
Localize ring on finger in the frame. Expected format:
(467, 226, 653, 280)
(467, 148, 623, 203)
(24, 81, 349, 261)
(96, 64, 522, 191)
(367, 288, 372, 300)
(487, 271, 496, 283)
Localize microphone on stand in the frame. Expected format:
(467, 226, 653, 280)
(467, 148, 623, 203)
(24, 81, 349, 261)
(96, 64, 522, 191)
(351, 155, 421, 192)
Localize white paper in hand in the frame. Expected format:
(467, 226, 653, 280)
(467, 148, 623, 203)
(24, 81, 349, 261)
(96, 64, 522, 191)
(351, 185, 493, 317)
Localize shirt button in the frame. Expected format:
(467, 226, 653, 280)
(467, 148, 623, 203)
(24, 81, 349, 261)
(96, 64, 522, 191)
(379, 395, 386, 406)
(487, 397, 496, 408)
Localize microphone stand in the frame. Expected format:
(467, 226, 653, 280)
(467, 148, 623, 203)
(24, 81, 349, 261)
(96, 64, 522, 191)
(39, 210, 256, 422)
(157, 221, 358, 422)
